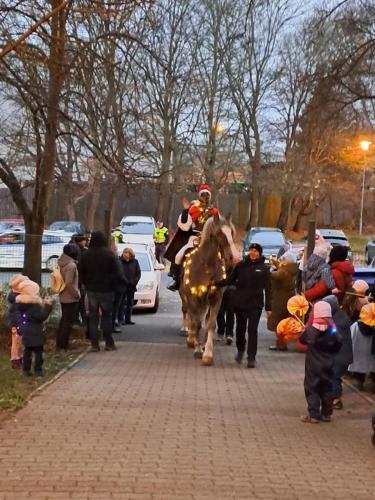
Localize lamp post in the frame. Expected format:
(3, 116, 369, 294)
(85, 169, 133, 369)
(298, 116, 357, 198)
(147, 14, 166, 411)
(359, 140, 372, 235)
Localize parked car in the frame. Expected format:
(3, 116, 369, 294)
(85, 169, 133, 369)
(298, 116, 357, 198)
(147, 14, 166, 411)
(353, 259, 375, 287)
(242, 227, 289, 263)
(48, 221, 87, 240)
(0, 230, 66, 270)
(0, 218, 24, 232)
(317, 228, 353, 261)
(116, 242, 163, 313)
(365, 238, 375, 265)
(119, 216, 156, 247)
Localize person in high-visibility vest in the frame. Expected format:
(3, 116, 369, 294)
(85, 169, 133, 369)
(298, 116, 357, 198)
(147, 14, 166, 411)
(153, 221, 169, 263)
(112, 226, 124, 244)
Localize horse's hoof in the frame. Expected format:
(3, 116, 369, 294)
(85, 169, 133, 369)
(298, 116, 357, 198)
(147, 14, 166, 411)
(194, 351, 203, 359)
(186, 338, 194, 348)
(202, 355, 213, 366)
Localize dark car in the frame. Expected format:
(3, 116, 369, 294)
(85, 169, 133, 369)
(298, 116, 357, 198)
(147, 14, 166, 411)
(353, 259, 375, 288)
(365, 238, 375, 265)
(317, 229, 353, 261)
(242, 227, 289, 263)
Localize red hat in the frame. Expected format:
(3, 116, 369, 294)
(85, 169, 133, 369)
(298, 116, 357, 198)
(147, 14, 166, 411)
(198, 184, 212, 195)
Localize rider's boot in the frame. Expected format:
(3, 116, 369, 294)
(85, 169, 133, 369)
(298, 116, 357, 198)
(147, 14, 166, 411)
(167, 264, 181, 292)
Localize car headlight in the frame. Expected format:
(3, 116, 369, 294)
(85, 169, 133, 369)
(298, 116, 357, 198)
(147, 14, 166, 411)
(138, 281, 154, 292)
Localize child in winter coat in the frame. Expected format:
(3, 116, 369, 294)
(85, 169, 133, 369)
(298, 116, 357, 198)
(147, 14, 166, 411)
(299, 301, 342, 423)
(8, 275, 30, 368)
(10, 279, 53, 377)
(322, 295, 353, 410)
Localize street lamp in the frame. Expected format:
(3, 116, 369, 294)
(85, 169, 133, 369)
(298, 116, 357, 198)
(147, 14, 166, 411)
(359, 140, 372, 235)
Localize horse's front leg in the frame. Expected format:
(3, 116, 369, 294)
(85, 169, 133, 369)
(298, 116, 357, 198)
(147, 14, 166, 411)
(202, 301, 222, 366)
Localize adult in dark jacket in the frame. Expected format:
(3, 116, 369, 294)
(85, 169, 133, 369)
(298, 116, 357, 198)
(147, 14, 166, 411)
(11, 279, 52, 376)
(267, 251, 298, 351)
(300, 301, 342, 423)
(56, 244, 80, 350)
(328, 245, 354, 303)
(217, 243, 271, 368)
(72, 234, 89, 327)
(322, 295, 353, 410)
(78, 231, 122, 351)
(118, 247, 141, 325)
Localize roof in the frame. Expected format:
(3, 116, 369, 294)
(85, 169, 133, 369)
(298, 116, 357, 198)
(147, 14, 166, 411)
(122, 216, 155, 223)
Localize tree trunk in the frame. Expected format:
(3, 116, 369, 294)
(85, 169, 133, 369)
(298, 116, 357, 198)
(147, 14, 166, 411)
(85, 182, 101, 232)
(23, 1, 67, 283)
(277, 195, 291, 231)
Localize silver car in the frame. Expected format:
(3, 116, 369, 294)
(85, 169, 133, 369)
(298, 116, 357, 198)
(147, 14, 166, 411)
(0, 231, 66, 270)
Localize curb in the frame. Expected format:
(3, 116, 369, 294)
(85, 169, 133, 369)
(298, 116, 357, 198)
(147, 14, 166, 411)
(25, 348, 90, 405)
(343, 378, 375, 406)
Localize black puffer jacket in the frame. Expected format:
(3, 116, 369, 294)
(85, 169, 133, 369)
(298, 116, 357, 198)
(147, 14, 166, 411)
(217, 256, 271, 312)
(79, 247, 122, 293)
(12, 295, 52, 347)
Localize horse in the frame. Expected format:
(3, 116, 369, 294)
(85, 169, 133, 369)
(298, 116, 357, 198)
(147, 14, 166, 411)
(179, 215, 239, 365)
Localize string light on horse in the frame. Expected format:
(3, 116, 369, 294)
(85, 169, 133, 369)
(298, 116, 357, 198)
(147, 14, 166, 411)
(183, 248, 226, 297)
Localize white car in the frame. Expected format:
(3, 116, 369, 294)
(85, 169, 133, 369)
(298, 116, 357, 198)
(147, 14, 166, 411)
(0, 230, 66, 270)
(116, 242, 163, 313)
(119, 215, 156, 247)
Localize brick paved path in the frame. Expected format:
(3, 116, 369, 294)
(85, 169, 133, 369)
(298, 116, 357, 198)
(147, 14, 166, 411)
(0, 322, 374, 499)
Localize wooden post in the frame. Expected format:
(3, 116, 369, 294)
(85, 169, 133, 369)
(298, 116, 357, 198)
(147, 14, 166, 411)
(307, 220, 316, 259)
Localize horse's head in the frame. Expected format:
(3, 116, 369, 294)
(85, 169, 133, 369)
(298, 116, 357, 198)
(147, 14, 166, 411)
(200, 214, 240, 269)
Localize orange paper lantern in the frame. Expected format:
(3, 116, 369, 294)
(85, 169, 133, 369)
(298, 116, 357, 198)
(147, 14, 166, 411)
(359, 303, 375, 327)
(287, 295, 309, 317)
(276, 317, 304, 342)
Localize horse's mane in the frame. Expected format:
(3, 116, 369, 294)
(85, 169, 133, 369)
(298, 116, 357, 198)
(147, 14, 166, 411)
(200, 216, 225, 246)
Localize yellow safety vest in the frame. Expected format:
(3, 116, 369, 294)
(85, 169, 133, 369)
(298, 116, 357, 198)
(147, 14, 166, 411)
(154, 227, 168, 244)
(112, 230, 123, 244)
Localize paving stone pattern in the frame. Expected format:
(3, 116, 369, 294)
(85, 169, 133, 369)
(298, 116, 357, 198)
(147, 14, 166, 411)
(0, 329, 374, 499)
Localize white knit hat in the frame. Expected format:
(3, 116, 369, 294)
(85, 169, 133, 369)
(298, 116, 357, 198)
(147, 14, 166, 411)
(17, 280, 40, 296)
(313, 245, 328, 260)
(313, 301, 332, 319)
(352, 280, 369, 295)
(280, 251, 297, 264)
(9, 274, 29, 294)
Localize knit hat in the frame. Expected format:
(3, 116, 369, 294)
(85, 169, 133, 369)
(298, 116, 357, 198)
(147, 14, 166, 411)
(63, 243, 79, 260)
(313, 300, 332, 319)
(9, 274, 29, 294)
(352, 279, 369, 295)
(322, 294, 340, 315)
(280, 251, 297, 264)
(328, 245, 348, 264)
(17, 279, 40, 297)
(313, 245, 328, 260)
(198, 184, 212, 197)
(249, 243, 263, 255)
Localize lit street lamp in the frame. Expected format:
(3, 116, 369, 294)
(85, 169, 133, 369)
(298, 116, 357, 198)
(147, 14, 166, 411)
(359, 140, 372, 235)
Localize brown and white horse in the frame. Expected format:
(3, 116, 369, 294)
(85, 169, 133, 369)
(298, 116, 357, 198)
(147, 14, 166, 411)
(179, 215, 239, 365)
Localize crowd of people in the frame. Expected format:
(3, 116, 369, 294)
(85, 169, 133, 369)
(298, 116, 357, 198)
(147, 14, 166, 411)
(8, 231, 142, 374)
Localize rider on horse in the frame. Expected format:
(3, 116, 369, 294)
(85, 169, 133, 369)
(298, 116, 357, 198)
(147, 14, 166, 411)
(165, 184, 219, 291)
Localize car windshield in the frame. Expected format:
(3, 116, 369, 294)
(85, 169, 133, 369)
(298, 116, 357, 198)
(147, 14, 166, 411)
(250, 232, 285, 246)
(0, 233, 24, 244)
(122, 222, 154, 235)
(135, 253, 151, 271)
(49, 222, 80, 232)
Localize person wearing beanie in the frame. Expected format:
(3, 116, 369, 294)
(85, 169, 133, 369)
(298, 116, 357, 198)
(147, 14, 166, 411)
(302, 247, 336, 302)
(9, 279, 52, 376)
(328, 246, 354, 303)
(299, 300, 342, 423)
(348, 303, 375, 390)
(56, 243, 81, 350)
(322, 295, 353, 410)
(78, 230, 123, 351)
(268, 251, 298, 351)
(216, 242, 271, 368)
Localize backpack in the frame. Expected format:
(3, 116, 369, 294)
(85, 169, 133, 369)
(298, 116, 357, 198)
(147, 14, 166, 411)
(50, 266, 66, 294)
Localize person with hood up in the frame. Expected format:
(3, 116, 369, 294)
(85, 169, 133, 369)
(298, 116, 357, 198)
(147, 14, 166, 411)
(268, 251, 298, 351)
(216, 243, 271, 368)
(11, 279, 53, 377)
(348, 303, 375, 390)
(118, 247, 141, 325)
(322, 295, 353, 410)
(299, 301, 342, 423)
(8, 274, 29, 368)
(56, 243, 81, 350)
(303, 246, 336, 302)
(78, 231, 122, 351)
(328, 246, 354, 303)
